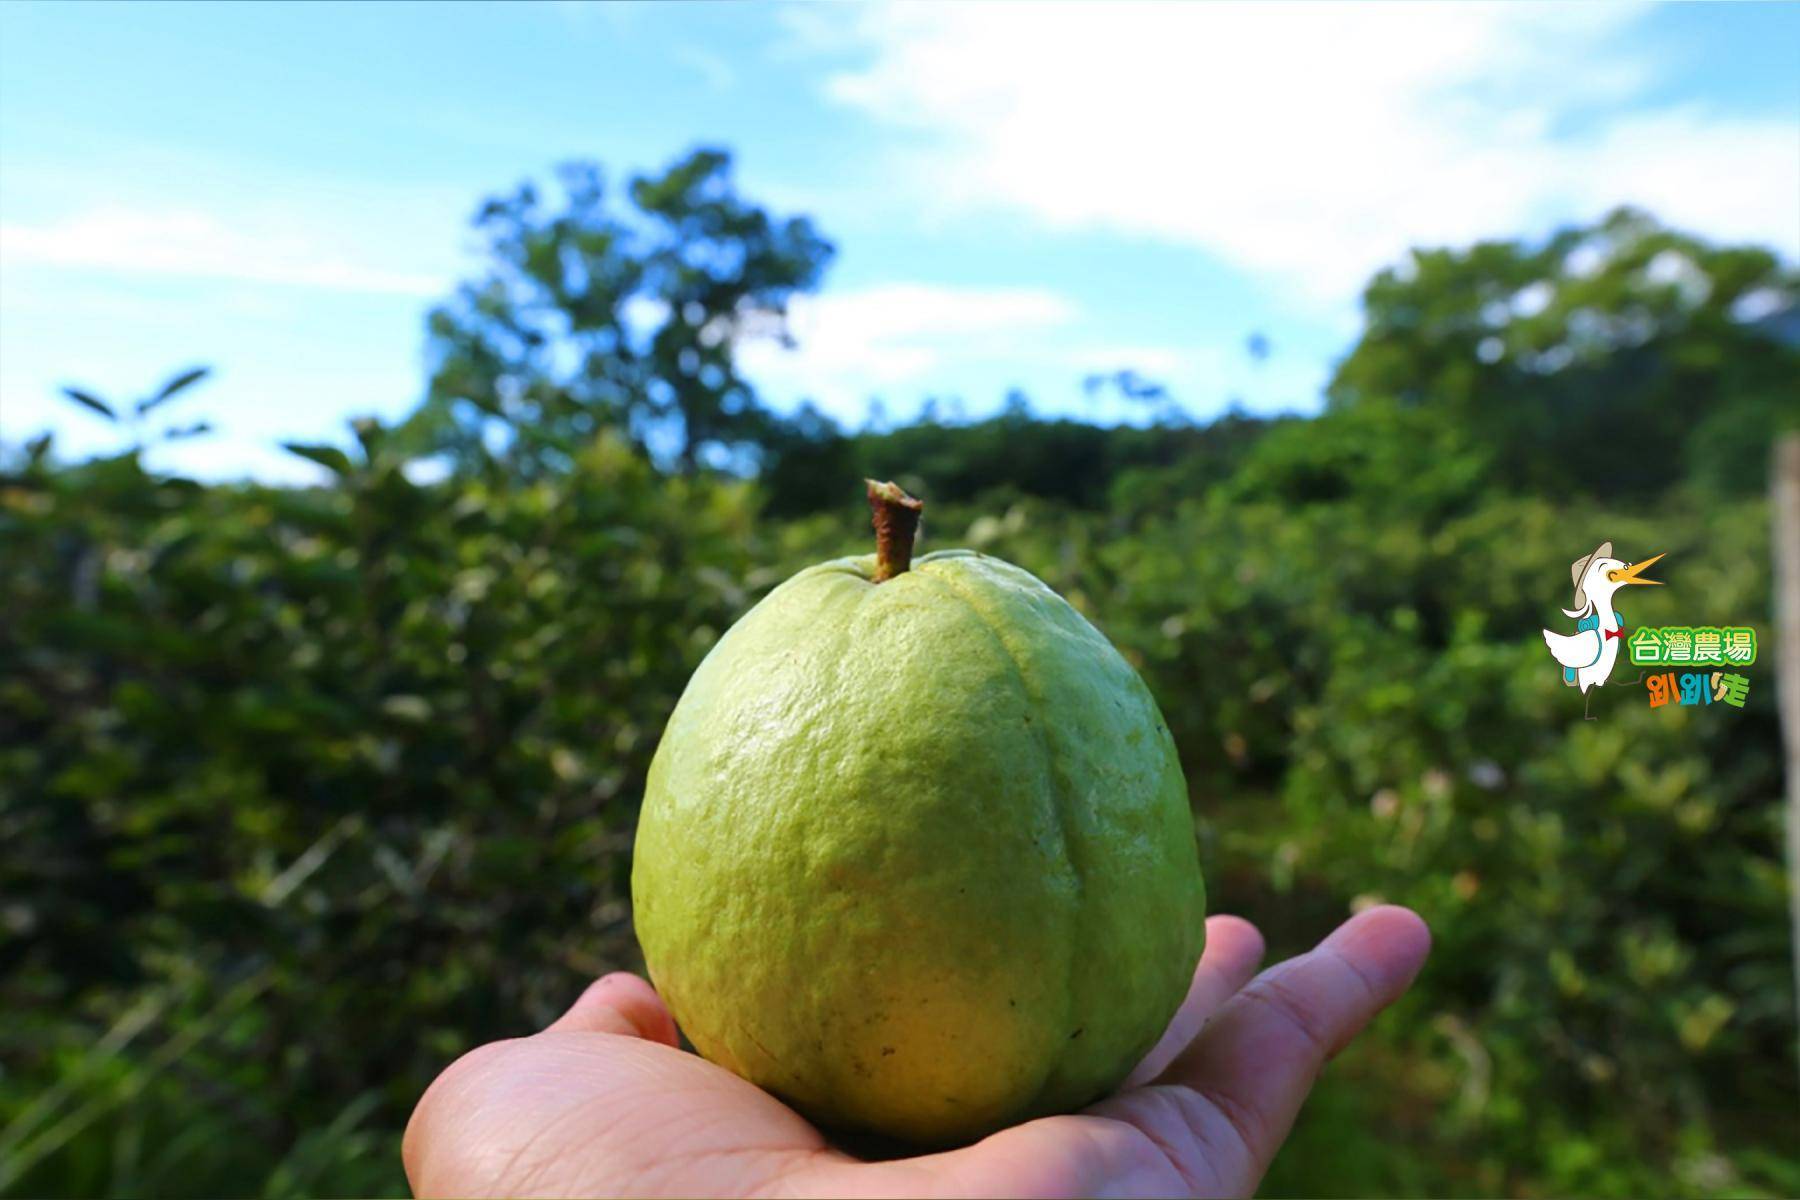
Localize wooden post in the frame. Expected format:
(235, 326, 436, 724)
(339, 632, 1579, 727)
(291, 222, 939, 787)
(1774, 434, 1800, 1075)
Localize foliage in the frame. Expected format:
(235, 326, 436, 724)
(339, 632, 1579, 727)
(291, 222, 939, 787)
(1330, 207, 1799, 500)
(2, 429, 759, 1196)
(760, 400, 1278, 517)
(1049, 488, 1790, 1198)
(3, 191, 1796, 1198)
(405, 149, 833, 477)
(39, 366, 216, 461)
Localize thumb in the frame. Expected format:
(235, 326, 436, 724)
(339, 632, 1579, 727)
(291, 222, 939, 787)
(545, 972, 680, 1046)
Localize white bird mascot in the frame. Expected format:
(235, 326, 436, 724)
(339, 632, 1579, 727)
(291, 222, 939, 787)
(1542, 541, 1664, 719)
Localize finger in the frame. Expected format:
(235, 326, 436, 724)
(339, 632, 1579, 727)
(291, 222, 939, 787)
(1123, 914, 1265, 1089)
(1157, 905, 1430, 1182)
(544, 971, 681, 1045)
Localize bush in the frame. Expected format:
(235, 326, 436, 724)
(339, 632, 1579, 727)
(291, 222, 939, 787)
(1, 431, 762, 1196)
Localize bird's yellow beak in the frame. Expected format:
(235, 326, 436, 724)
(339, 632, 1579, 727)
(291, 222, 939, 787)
(1608, 553, 1665, 586)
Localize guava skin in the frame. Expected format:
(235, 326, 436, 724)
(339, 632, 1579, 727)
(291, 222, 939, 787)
(631, 549, 1206, 1146)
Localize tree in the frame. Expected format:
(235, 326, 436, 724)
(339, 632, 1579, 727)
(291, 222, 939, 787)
(407, 150, 834, 477)
(1329, 208, 1799, 499)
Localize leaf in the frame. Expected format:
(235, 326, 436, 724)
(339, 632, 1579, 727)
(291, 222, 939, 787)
(138, 366, 212, 415)
(61, 387, 116, 421)
(281, 442, 355, 476)
(350, 417, 384, 458)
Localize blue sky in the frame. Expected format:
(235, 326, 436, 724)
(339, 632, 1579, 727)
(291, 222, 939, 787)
(2, 1, 1796, 481)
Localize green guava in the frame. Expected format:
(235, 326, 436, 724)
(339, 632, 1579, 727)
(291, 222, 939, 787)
(631, 481, 1206, 1146)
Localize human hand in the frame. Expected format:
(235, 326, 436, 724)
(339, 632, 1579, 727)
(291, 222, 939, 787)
(404, 905, 1429, 1199)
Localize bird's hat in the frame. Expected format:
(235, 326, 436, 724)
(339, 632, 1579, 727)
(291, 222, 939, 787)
(1569, 541, 1612, 611)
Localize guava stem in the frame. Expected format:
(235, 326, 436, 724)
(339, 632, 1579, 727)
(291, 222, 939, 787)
(866, 479, 924, 582)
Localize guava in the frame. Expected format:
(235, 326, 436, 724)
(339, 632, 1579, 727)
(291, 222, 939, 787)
(631, 481, 1206, 1146)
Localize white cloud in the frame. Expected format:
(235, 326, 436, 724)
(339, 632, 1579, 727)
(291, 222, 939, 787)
(738, 283, 1076, 407)
(736, 285, 1331, 422)
(0, 207, 443, 295)
(811, 2, 1800, 304)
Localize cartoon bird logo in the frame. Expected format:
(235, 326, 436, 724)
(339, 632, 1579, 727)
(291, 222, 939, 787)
(1542, 541, 1664, 719)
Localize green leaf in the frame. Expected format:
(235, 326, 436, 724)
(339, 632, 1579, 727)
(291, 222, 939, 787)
(282, 442, 355, 476)
(350, 417, 384, 459)
(138, 366, 212, 415)
(61, 387, 116, 422)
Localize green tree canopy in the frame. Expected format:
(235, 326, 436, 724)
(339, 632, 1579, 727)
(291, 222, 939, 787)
(406, 149, 834, 478)
(1329, 207, 1799, 499)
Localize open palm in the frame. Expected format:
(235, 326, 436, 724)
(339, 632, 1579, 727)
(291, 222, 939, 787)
(404, 906, 1428, 1199)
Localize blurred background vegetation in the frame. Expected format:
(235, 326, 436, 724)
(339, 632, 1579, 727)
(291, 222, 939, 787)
(3, 149, 1796, 1198)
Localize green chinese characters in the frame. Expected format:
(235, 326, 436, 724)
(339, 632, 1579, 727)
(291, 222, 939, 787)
(1628, 625, 1756, 667)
